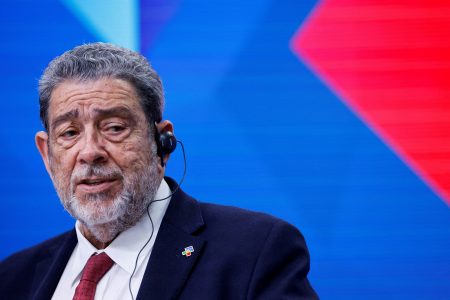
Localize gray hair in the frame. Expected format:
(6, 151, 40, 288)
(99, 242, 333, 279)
(39, 42, 164, 132)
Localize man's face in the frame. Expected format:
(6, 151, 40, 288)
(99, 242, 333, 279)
(36, 77, 162, 242)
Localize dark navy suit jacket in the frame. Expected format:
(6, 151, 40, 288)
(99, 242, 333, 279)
(0, 178, 319, 299)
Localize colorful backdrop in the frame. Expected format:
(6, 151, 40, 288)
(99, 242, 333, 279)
(1, 0, 449, 299)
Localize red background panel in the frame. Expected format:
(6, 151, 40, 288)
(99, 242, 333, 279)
(292, 0, 450, 205)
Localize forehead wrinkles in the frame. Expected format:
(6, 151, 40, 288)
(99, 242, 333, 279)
(49, 80, 141, 122)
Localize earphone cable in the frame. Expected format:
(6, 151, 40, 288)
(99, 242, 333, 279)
(128, 140, 186, 300)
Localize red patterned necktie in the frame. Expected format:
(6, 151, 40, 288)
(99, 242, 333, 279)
(73, 252, 115, 300)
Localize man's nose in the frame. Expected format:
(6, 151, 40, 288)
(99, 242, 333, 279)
(77, 131, 108, 165)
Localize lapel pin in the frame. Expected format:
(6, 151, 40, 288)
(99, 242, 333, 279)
(182, 246, 194, 257)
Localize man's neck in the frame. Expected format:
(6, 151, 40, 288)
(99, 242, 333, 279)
(78, 222, 117, 249)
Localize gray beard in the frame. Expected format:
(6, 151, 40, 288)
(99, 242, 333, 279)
(51, 159, 160, 243)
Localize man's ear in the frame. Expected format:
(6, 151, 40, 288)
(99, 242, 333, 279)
(156, 120, 174, 136)
(155, 120, 174, 170)
(35, 131, 52, 176)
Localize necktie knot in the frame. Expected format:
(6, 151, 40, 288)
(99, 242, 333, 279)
(80, 252, 114, 283)
(73, 252, 115, 300)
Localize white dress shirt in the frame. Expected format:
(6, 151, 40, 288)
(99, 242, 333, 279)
(52, 179, 172, 300)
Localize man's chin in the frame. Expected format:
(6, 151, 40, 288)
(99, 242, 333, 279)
(75, 191, 119, 203)
(77, 213, 121, 227)
(66, 197, 126, 226)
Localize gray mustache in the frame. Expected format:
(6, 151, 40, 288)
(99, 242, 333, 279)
(71, 165, 123, 184)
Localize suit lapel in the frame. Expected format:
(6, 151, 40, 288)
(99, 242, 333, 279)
(32, 230, 77, 300)
(137, 178, 205, 300)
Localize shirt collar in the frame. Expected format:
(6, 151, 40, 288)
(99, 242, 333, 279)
(73, 178, 172, 278)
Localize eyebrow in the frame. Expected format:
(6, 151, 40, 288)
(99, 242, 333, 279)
(50, 109, 79, 132)
(92, 107, 136, 122)
(50, 107, 137, 132)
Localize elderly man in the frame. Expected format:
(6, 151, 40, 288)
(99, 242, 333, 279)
(0, 43, 318, 300)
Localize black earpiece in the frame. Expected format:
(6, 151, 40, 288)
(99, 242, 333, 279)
(156, 130, 177, 167)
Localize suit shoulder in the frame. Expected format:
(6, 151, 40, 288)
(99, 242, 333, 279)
(198, 201, 303, 239)
(199, 201, 294, 224)
(0, 230, 74, 269)
(0, 230, 76, 297)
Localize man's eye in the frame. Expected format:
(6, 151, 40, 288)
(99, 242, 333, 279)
(61, 130, 78, 138)
(106, 125, 126, 133)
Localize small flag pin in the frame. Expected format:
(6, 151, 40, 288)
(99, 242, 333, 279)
(182, 246, 194, 257)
